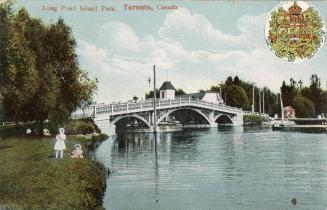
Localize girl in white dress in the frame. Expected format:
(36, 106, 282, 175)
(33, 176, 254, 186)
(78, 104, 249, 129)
(54, 128, 66, 158)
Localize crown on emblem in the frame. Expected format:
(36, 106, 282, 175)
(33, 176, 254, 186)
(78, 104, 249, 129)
(288, 2, 302, 15)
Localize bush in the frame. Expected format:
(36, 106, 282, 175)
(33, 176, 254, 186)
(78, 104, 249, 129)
(63, 119, 101, 135)
(244, 114, 269, 125)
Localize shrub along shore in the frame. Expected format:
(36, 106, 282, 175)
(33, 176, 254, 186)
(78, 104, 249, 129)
(0, 120, 108, 210)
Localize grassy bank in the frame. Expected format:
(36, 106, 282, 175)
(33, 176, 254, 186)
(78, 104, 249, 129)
(0, 120, 108, 210)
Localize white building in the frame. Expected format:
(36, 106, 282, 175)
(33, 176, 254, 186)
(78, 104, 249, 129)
(180, 92, 224, 104)
(158, 81, 224, 104)
(159, 81, 176, 100)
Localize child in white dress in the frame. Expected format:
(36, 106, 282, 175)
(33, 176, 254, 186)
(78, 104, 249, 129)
(71, 144, 83, 159)
(54, 128, 66, 158)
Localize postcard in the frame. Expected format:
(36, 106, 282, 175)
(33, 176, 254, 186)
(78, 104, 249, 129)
(1, 0, 327, 209)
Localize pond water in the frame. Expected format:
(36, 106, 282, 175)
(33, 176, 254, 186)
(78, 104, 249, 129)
(95, 127, 327, 210)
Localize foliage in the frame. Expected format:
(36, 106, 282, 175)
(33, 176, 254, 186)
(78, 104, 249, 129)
(291, 95, 315, 118)
(224, 84, 249, 110)
(175, 88, 186, 96)
(243, 114, 269, 125)
(63, 119, 101, 135)
(211, 76, 280, 116)
(281, 74, 324, 116)
(0, 5, 97, 134)
(145, 88, 159, 99)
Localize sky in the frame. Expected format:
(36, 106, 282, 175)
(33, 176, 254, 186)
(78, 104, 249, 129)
(13, 0, 327, 103)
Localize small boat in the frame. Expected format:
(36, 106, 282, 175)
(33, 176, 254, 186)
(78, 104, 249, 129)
(272, 123, 284, 131)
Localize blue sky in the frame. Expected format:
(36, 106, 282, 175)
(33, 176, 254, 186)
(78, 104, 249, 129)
(13, 0, 327, 103)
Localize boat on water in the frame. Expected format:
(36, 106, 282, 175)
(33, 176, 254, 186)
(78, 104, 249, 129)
(272, 120, 295, 131)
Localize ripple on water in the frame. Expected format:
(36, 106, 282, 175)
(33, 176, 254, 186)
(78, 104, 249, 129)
(96, 128, 327, 210)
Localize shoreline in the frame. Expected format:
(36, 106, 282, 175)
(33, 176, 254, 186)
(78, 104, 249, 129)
(0, 125, 108, 210)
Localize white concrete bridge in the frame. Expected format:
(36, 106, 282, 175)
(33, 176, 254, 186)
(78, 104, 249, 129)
(93, 97, 245, 136)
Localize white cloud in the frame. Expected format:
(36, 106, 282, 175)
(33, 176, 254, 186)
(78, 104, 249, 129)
(159, 8, 268, 51)
(77, 8, 327, 103)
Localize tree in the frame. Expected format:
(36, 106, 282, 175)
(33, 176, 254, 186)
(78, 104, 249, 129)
(145, 89, 159, 99)
(233, 76, 241, 86)
(0, 6, 97, 134)
(225, 76, 234, 86)
(1, 8, 39, 123)
(0, 2, 12, 122)
(210, 85, 220, 92)
(309, 74, 323, 114)
(281, 80, 298, 107)
(133, 96, 138, 102)
(225, 84, 249, 109)
(291, 95, 315, 118)
(175, 88, 186, 96)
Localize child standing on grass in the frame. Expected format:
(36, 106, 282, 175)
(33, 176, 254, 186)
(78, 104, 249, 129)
(54, 128, 66, 158)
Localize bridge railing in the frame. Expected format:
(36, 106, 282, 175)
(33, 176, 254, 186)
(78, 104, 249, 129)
(94, 97, 243, 116)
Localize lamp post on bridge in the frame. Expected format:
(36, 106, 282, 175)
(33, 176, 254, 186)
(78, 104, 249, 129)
(153, 65, 157, 133)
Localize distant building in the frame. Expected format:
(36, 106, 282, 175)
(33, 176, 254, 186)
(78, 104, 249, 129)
(159, 81, 176, 100)
(283, 106, 296, 118)
(159, 81, 224, 104)
(180, 92, 224, 104)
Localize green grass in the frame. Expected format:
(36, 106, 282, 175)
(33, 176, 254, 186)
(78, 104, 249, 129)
(0, 133, 107, 210)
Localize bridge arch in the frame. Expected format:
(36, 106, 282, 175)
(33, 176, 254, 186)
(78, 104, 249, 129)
(110, 114, 151, 128)
(157, 108, 211, 125)
(215, 114, 233, 124)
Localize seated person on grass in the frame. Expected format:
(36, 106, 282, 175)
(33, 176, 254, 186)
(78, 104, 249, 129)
(71, 144, 83, 159)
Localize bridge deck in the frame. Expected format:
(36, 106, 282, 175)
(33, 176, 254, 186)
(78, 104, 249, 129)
(95, 97, 243, 117)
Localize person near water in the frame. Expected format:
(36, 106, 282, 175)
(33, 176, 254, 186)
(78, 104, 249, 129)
(54, 128, 66, 158)
(71, 144, 83, 159)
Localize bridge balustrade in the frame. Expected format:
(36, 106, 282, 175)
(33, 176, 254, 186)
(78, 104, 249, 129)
(95, 97, 245, 116)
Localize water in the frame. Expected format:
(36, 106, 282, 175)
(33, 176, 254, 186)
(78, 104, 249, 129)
(95, 127, 327, 210)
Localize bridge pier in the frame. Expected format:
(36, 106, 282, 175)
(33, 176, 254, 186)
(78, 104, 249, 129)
(208, 111, 217, 127)
(94, 117, 117, 136)
(232, 113, 243, 126)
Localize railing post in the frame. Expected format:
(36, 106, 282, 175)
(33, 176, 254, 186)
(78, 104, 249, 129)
(212, 102, 214, 107)
(197, 99, 199, 104)
(94, 106, 97, 118)
(111, 104, 113, 113)
(188, 97, 191, 104)
(126, 103, 129, 111)
(140, 102, 143, 110)
(179, 97, 181, 106)
(159, 100, 160, 108)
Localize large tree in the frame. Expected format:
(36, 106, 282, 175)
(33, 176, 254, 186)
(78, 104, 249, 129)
(291, 95, 315, 118)
(0, 5, 97, 134)
(1, 8, 39, 122)
(225, 84, 249, 110)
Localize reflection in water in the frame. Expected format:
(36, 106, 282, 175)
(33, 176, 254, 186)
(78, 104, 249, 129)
(96, 128, 327, 210)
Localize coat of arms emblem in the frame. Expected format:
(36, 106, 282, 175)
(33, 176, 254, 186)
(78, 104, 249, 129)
(265, 1, 326, 62)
